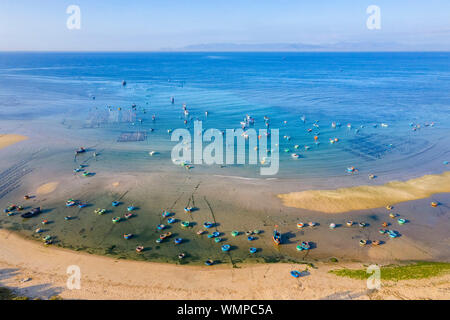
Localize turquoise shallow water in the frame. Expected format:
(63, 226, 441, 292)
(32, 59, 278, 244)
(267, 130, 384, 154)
(0, 52, 449, 264)
(0, 52, 449, 179)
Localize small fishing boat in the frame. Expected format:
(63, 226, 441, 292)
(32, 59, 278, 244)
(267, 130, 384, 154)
(253, 230, 261, 234)
(94, 208, 106, 215)
(160, 232, 172, 240)
(203, 221, 213, 228)
(369, 174, 375, 179)
(290, 270, 301, 278)
(231, 230, 239, 237)
(174, 238, 183, 244)
(329, 223, 336, 229)
(78, 203, 87, 208)
(157, 224, 165, 230)
(389, 213, 397, 218)
(205, 260, 214, 266)
(4, 205, 17, 213)
(167, 218, 176, 224)
(359, 239, 367, 246)
(82, 172, 91, 177)
(112, 217, 121, 223)
(372, 240, 381, 246)
(245, 231, 253, 236)
(196, 230, 205, 235)
(43, 235, 52, 241)
(184, 207, 193, 213)
(162, 211, 172, 217)
(388, 231, 398, 238)
(35, 228, 42, 233)
(386, 205, 393, 210)
(301, 241, 310, 250)
(297, 222, 304, 228)
(111, 201, 120, 207)
(247, 236, 255, 241)
(17, 206, 23, 211)
(358, 222, 367, 228)
(214, 237, 222, 243)
(221, 244, 231, 252)
(347, 166, 357, 173)
(308, 222, 317, 227)
(136, 246, 144, 253)
(44, 240, 53, 246)
(181, 221, 190, 228)
(178, 253, 186, 259)
(64, 216, 72, 221)
(296, 245, 304, 251)
(66, 200, 76, 207)
(123, 233, 133, 240)
(127, 206, 136, 212)
(207, 231, 220, 239)
(291, 153, 300, 159)
(7, 211, 15, 216)
(75, 147, 86, 154)
(346, 221, 353, 227)
(249, 247, 257, 254)
(431, 202, 438, 207)
(379, 229, 387, 234)
(155, 238, 162, 243)
(382, 222, 389, 227)
(398, 218, 406, 225)
(20, 207, 41, 219)
(24, 195, 31, 200)
(124, 213, 133, 219)
(41, 219, 49, 225)
(273, 227, 281, 245)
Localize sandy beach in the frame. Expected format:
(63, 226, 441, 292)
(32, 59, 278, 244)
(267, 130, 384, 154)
(278, 171, 450, 213)
(0, 229, 448, 300)
(0, 134, 28, 150)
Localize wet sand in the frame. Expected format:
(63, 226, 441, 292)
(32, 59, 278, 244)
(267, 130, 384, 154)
(0, 229, 448, 300)
(278, 172, 450, 213)
(36, 182, 59, 195)
(0, 134, 28, 150)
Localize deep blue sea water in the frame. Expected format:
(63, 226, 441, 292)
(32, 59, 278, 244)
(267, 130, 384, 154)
(0, 52, 449, 180)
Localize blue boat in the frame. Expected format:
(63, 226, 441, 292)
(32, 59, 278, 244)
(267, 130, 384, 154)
(291, 270, 301, 278)
(205, 260, 214, 266)
(249, 247, 257, 254)
(247, 236, 255, 241)
(174, 238, 183, 244)
(157, 224, 165, 230)
(112, 201, 120, 207)
(221, 244, 231, 252)
(167, 218, 176, 224)
(127, 206, 135, 211)
(162, 211, 172, 217)
(203, 222, 213, 228)
(207, 231, 220, 238)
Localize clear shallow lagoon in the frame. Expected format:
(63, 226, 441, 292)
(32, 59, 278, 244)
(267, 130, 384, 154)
(0, 52, 449, 264)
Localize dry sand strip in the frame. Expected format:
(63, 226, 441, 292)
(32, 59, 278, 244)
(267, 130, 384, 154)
(278, 172, 450, 213)
(0, 134, 28, 150)
(0, 230, 448, 300)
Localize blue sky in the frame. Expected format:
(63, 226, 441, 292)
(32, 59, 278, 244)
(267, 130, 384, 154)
(0, 0, 449, 51)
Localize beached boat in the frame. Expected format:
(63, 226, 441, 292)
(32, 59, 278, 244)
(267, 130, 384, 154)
(297, 222, 304, 228)
(75, 147, 86, 154)
(174, 238, 183, 244)
(178, 253, 186, 259)
(162, 211, 172, 217)
(20, 207, 41, 218)
(221, 244, 230, 252)
(157, 224, 165, 230)
(167, 218, 176, 224)
(359, 239, 367, 246)
(205, 260, 214, 266)
(123, 233, 133, 240)
(196, 230, 205, 235)
(290, 270, 301, 278)
(231, 230, 239, 237)
(181, 221, 190, 228)
(346, 221, 353, 227)
(214, 237, 222, 243)
(203, 221, 213, 228)
(273, 228, 281, 245)
(207, 231, 220, 239)
(112, 201, 120, 207)
(127, 206, 136, 212)
(94, 208, 106, 215)
(184, 207, 193, 213)
(136, 246, 144, 253)
(124, 213, 133, 219)
(398, 218, 406, 225)
(249, 247, 257, 254)
(112, 217, 121, 223)
(431, 202, 438, 207)
(329, 223, 336, 229)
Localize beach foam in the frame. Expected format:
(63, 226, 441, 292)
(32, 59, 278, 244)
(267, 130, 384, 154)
(36, 182, 59, 195)
(0, 134, 28, 150)
(278, 172, 450, 213)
